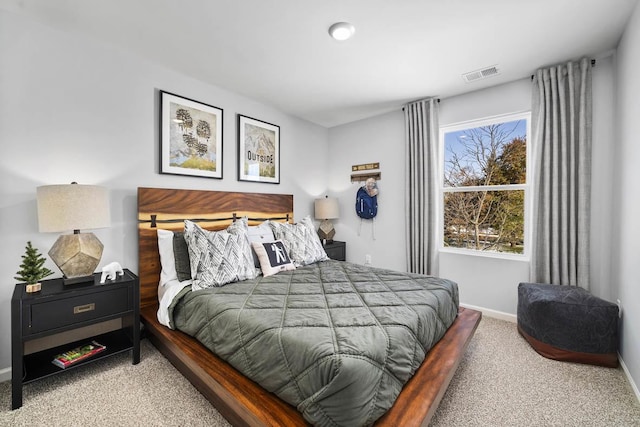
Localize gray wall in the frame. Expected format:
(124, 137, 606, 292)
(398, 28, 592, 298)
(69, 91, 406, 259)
(613, 0, 640, 398)
(0, 10, 329, 378)
(327, 111, 407, 271)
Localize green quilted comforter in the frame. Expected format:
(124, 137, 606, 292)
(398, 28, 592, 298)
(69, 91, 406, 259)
(169, 260, 459, 426)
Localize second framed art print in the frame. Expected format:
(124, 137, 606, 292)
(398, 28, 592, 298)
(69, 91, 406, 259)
(237, 114, 280, 184)
(160, 91, 223, 179)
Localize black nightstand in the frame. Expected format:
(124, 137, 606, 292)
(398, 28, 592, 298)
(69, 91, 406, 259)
(324, 241, 346, 261)
(11, 269, 140, 410)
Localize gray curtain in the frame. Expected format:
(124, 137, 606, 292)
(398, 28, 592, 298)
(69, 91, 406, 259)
(404, 98, 439, 275)
(531, 58, 592, 289)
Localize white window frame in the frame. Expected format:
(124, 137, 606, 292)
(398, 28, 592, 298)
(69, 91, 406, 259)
(438, 111, 532, 260)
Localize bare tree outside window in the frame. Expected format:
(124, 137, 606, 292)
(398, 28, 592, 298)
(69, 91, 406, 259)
(442, 117, 528, 254)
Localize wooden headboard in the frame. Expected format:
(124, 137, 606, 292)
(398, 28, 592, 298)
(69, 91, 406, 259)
(137, 187, 294, 309)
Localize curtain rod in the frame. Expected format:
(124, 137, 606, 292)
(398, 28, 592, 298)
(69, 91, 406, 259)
(402, 98, 440, 111)
(531, 58, 596, 80)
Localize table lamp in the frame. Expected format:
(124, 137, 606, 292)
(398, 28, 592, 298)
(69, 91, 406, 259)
(36, 182, 110, 285)
(314, 196, 339, 244)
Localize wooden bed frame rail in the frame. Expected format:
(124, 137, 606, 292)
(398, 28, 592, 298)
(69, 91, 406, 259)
(141, 304, 480, 426)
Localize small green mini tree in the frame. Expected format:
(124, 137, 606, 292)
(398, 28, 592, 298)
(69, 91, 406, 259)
(15, 241, 54, 284)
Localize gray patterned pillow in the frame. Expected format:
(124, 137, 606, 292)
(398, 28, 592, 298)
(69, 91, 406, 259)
(268, 216, 329, 267)
(184, 219, 257, 290)
(227, 217, 261, 277)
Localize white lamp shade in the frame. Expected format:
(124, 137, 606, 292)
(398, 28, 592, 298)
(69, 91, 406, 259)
(37, 184, 110, 232)
(314, 197, 339, 220)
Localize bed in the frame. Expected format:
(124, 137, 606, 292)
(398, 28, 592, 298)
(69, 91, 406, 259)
(137, 187, 481, 426)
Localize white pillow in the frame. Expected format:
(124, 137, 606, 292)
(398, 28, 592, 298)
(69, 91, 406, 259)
(248, 221, 276, 243)
(251, 240, 296, 277)
(248, 222, 276, 269)
(157, 229, 178, 287)
(184, 219, 257, 290)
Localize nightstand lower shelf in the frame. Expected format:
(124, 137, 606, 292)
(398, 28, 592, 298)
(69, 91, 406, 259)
(22, 329, 135, 383)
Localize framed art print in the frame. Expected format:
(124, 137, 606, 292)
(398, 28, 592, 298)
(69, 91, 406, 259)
(237, 114, 280, 184)
(160, 91, 223, 179)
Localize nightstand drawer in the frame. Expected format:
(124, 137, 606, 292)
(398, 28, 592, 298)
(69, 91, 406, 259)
(28, 287, 130, 334)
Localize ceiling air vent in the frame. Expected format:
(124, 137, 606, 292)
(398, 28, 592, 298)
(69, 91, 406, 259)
(462, 65, 500, 83)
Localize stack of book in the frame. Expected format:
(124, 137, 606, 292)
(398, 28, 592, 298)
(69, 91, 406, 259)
(52, 341, 106, 369)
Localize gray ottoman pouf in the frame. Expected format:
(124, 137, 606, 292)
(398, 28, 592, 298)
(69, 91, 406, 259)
(517, 282, 618, 367)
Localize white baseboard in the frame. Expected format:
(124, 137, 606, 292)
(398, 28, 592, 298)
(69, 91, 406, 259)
(619, 354, 640, 404)
(0, 366, 11, 383)
(460, 303, 517, 323)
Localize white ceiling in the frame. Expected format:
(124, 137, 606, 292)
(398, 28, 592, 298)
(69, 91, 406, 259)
(2, 0, 638, 127)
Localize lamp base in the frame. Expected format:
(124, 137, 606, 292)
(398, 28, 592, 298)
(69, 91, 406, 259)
(49, 232, 103, 282)
(317, 219, 336, 244)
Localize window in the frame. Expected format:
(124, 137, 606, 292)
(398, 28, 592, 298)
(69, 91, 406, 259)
(440, 112, 530, 256)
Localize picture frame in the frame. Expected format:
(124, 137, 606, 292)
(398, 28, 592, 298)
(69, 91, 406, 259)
(160, 91, 223, 179)
(237, 114, 280, 184)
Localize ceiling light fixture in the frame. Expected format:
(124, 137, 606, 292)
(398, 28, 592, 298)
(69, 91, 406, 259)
(328, 22, 355, 41)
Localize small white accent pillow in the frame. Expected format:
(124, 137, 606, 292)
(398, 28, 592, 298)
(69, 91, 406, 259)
(248, 221, 276, 269)
(251, 240, 296, 277)
(269, 215, 329, 267)
(157, 229, 178, 288)
(184, 219, 257, 290)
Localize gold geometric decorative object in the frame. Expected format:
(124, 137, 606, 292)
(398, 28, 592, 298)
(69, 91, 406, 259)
(317, 219, 336, 243)
(48, 232, 103, 280)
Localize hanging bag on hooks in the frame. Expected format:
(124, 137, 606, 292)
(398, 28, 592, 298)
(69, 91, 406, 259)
(356, 178, 378, 239)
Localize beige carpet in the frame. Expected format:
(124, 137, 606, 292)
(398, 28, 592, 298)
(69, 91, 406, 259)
(1, 317, 639, 426)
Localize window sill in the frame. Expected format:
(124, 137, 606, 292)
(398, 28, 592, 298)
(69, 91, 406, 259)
(439, 247, 530, 262)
